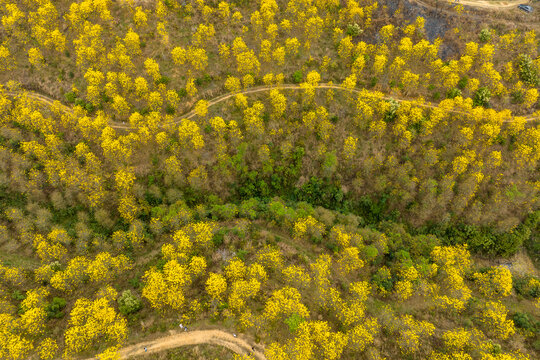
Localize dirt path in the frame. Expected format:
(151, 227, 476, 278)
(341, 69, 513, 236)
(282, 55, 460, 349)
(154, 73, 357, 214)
(5, 84, 538, 132)
(176, 84, 539, 124)
(453, 0, 525, 10)
(83, 329, 266, 360)
(5, 90, 73, 114)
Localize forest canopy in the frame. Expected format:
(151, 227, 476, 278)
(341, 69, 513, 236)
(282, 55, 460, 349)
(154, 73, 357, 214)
(0, 0, 539, 359)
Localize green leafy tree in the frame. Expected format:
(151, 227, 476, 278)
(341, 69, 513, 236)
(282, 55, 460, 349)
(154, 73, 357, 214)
(117, 290, 142, 315)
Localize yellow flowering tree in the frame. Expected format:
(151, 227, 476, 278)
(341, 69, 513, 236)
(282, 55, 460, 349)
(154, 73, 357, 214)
(473, 266, 512, 298)
(64, 296, 127, 356)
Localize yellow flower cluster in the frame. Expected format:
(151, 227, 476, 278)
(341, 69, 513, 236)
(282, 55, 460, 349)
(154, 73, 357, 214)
(228, 278, 261, 312)
(346, 317, 379, 351)
(178, 119, 204, 149)
(118, 195, 139, 222)
(20, 288, 49, 312)
(282, 265, 312, 289)
(398, 315, 436, 354)
(142, 259, 191, 310)
(64, 296, 127, 356)
(243, 101, 265, 136)
(247, 263, 268, 283)
(473, 266, 512, 298)
(50, 253, 132, 292)
(343, 136, 358, 160)
(35, 236, 67, 263)
(442, 328, 471, 351)
(188, 256, 207, 277)
(269, 89, 287, 117)
(395, 280, 414, 301)
(185, 221, 217, 248)
(480, 301, 515, 340)
(337, 247, 365, 274)
(293, 216, 325, 241)
(263, 287, 309, 322)
(329, 225, 353, 247)
(225, 258, 247, 281)
(114, 168, 136, 193)
(38, 338, 58, 360)
(205, 272, 227, 300)
(430, 245, 472, 311)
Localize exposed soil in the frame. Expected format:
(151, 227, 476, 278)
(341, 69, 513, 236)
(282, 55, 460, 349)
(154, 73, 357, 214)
(82, 329, 266, 360)
(456, 0, 526, 10)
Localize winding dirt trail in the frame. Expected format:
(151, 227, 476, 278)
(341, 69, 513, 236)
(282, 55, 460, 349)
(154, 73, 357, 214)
(5, 90, 73, 114)
(447, 0, 525, 10)
(6, 84, 538, 132)
(83, 329, 266, 360)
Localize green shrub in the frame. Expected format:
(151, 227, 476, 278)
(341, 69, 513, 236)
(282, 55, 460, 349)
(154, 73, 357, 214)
(383, 100, 400, 123)
(356, 193, 393, 224)
(46, 297, 67, 319)
(292, 70, 303, 84)
(12, 290, 25, 301)
(511, 90, 525, 104)
(512, 312, 532, 330)
(156, 258, 167, 271)
(457, 77, 468, 90)
(267, 198, 297, 226)
(322, 151, 337, 177)
(346, 23, 362, 37)
(84, 102, 95, 112)
(210, 203, 239, 220)
(64, 91, 77, 103)
(239, 198, 260, 220)
(518, 54, 540, 87)
(372, 267, 393, 292)
(212, 229, 226, 247)
(236, 249, 248, 261)
(118, 290, 142, 315)
(129, 276, 142, 289)
(295, 202, 314, 218)
(513, 275, 540, 298)
(479, 28, 491, 43)
(144, 192, 162, 206)
(431, 220, 528, 257)
(362, 245, 379, 262)
(409, 234, 440, 258)
(157, 76, 170, 85)
(177, 88, 187, 97)
(284, 313, 305, 332)
(293, 177, 347, 213)
(447, 88, 462, 99)
(165, 104, 175, 114)
(523, 211, 540, 265)
(490, 342, 502, 355)
(473, 87, 491, 107)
